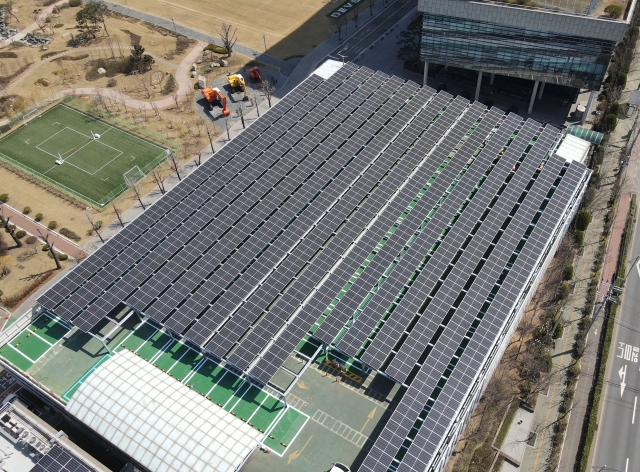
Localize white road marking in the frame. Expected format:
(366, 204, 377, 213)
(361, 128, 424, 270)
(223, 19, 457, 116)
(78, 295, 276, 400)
(620, 365, 628, 396)
(24, 139, 29, 144)
(626, 457, 629, 472)
(633, 396, 637, 424)
(636, 258, 640, 278)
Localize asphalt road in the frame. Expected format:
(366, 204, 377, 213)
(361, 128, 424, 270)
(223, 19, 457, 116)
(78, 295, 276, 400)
(591, 164, 640, 472)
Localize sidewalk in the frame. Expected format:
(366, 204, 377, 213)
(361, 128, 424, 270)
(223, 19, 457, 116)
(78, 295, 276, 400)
(0, 204, 87, 259)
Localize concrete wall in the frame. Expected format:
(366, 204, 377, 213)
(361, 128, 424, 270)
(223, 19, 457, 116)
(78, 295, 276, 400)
(418, 0, 631, 41)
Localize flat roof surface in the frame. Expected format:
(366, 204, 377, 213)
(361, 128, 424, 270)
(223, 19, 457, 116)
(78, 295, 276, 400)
(24, 64, 590, 472)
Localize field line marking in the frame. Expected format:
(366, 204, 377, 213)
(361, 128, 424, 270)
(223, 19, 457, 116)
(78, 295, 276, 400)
(247, 394, 269, 422)
(115, 319, 148, 352)
(222, 373, 246, 410)
(182, 355, 206, 384)
(206, 369, 230, 400)
(134, 326, 159, 354)
(26, 328, 53, 347)
(5, 343, 37, 363)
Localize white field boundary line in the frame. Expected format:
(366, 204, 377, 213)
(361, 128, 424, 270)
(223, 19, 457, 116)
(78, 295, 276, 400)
(0, 203, 85, 254)
(25, 328, 53, 346)
(38, 127, 125, 176)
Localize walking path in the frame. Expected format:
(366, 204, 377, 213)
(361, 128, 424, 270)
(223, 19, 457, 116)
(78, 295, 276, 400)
(103, 2, 295, 76)
(0, 204, 87, 260)
(0, 0, 68, 49)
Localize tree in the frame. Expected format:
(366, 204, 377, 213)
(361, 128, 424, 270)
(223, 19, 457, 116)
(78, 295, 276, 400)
(562, 265, 574, 281)
(332, 16, 348, 41)
(84, 0, 109, 35)
(617, 72, 627, 89)
(604, 113, 618, 132)
(575, 209, 591, 231)
(129, 181, 146, 210)
(75, 4, 101, 40)
(169, 153, 182, 181)
(37, 230, 61, 270)
(396, 14, 423, 62)
(130, 45, 154, 73)
(216, 23, 237, 58)
(152, 170, 166, 194)
(574, 230, 584, 247)
(86, 212, 105, 243)
(351, 5, 360, 28)
(236, 106, 246, 129)
(604, 4, 623, 18)
(0, 212, 23, 248)
(112, 203, 124, 227)
(368, 0, 376, 15)
(0, 232, 7, 257)
(261, 80, 276, 108)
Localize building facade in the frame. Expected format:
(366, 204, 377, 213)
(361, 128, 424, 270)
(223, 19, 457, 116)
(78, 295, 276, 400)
(419, 0, 636, 111)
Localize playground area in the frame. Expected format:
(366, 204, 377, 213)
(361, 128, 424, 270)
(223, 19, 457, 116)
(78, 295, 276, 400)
(0, 103, 169, 207)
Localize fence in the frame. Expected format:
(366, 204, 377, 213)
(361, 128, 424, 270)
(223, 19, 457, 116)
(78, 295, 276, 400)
(0, 96, 177, 210)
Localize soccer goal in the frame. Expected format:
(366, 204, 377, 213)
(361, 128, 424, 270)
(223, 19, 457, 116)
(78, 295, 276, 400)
(124, 165, 145, 186)
(22, 106, 42, 126)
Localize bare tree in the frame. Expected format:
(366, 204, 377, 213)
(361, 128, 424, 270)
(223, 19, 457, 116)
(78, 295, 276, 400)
(31, 12, 47, 34)
(115, 36, 125, 58)
(150, 101, 159, 117)
(216, 23, 237, 58)
(351, 5, 361, 28)
(139, 78, 151, 98)
(37, 230, 61, 270)
(236, 106, 246, 129)
(261, 80, 276, 108)
(368, 0, 376, 15)
(169, 153, 182, 181)
(129, 181, 146, 210)
(172, 92, 180, 110)
(332, 16, 348, 41)
(225, 118, 230, 140)
(106, 38, 115, 59)
(0, 211, 23, 248)
(112, 203, 124, 227)
(205, 124, 215, 153)
(86, 212, 105, 243)
(152, 170, 166, 194)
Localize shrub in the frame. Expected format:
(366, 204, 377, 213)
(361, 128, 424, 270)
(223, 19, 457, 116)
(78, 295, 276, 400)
(557, 282, 570, 300)
(574, 230, 584, 247)
(58, 254, 69, 261)
(60, 228, 81, 241)
(604, 4, 623, 18)
(575, 209, 591, 231)
(107, 78, 117, 87)
(68, 0, 82, 6)
(604, 113, 618, 131)
(58, 2, 71, 9)
(163, 73, 177, 94)
(204, 43, 228, 55)
(34, 213, 43, 222)
(0, 289, 3, 298)
(85, 58, 131, 81)
(563, 265, 574, 281)
(42, 245, 50, 251)
(609, 102, 620, 117)
(54, 23, 64, 28)
(617, 72, 627, 89)
(0, 194, 8, 202)
(15, 230, 26, 239)
(25, 236, 37, 245)
(175, 36, 191, 52)
(47, 221, 58, 230)
(22, 206, 30, 214)
(553, 322, 564, 340)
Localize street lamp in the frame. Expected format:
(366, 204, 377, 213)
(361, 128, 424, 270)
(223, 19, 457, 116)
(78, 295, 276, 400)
(262, 35, 267, 53)
(338, 54, 346, 64)
(170, 17, 177, 35)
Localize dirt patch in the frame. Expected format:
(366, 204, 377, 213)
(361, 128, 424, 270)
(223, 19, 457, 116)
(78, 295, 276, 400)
(0, 236, 71, 312)
(121, 29, 141, 46)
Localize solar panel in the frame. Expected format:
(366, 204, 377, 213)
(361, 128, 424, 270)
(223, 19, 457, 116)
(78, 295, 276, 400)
(30, 445, 94, 472)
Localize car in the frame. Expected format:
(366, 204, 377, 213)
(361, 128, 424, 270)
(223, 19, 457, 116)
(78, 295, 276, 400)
(330, 463, 350, 472)
(507, 104, 519, 114)
(436, 82, 448, 92)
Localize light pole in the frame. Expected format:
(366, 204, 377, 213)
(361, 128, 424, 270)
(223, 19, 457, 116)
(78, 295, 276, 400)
(170, 17, 177, 35)
(262, 34, 267, 53)
(338, 54, 346, 64)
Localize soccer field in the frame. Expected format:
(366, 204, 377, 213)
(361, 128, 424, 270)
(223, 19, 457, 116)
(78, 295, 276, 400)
(0, 104, 169, 206)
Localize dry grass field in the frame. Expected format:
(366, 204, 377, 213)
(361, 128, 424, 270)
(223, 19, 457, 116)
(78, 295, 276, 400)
(108, 0, 341, 59)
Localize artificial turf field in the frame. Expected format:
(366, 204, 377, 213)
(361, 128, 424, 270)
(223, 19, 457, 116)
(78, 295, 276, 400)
(0, 104, 168, 205)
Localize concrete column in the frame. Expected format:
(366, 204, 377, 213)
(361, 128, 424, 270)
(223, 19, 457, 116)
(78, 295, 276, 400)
(423, 61, 428, 86)
(538, 81, 545, 100)
(528, 80, 540, 114)
(490, 73, 495, 85)
(582, 90, 597, 124)
(475, 70, 482, 102)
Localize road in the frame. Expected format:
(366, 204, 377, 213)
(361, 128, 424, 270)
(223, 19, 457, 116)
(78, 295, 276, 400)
(590, 126, 640, 471)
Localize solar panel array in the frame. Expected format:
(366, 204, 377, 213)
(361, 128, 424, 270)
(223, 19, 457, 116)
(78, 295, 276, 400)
(37, 64, 590, 472)
(30, 445, 95, 472)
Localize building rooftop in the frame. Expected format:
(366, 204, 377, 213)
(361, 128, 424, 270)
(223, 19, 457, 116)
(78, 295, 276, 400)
(474, 0, 631, 18)
(0, 62, 591, 472)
